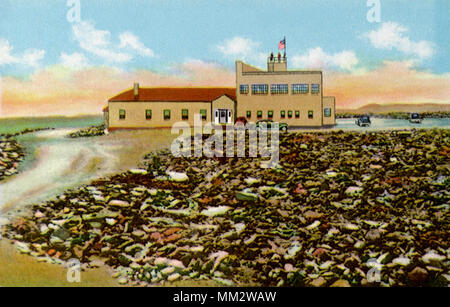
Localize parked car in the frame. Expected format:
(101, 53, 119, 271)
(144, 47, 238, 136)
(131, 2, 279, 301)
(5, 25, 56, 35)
(235, 116, 248, 125)
(355, 115, 371, 127)
(256, 119, 288, 132)
(409, 113, 422, 124)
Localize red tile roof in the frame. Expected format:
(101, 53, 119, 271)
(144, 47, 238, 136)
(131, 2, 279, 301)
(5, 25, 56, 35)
(108, 87, 236, 102)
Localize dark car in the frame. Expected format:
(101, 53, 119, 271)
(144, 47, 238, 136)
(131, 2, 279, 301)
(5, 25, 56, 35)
(355, 115, 371, 127)
(409, 113, 422, 124)
(256, 119, 288, 132)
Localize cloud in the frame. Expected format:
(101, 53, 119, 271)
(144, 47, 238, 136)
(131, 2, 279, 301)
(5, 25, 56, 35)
(119, 32, 155, 57)
(217, 36, 260, 58)
(72, 21, 155, 64)
(0, 39, 17, 65)
(291, 47, 359, 71)
(364, 22, 434, 59)
(59, 52, 89, 70)
(21, 49, 46, 68)
(216, 36, 267, 66)
(0, 60, 235, 117)
(2, 58, 449, 117)
(72, 21, 132, 63)
(0, 38, 45, 67)
(324, 60, 450, 109)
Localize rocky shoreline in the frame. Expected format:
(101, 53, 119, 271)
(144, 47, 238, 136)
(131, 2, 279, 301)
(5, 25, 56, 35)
(66, 125, 105, 138)
(2, 129, 449, 287)
(0, 137, 25, 181)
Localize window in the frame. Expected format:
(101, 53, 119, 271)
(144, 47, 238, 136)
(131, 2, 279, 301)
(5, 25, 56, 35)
(252, 84, 268, 94)
(291, 84, 309, 94)
(268, 110, 274, 118)
(311, 84, 320, 94)
(240, 84, 249, 94)
(270, 84, 288, 94)
(308, 110, 314, 119)
(324, 108, 331, 117)
(164, 109, 171, 120)
(295, 110, 300, 118)
(280, 110, 286, 118)
(257, 110, 263, 118)
(119, 109, 126, 120)
(145, 109, 152, 120)
(246, 111, 251, 118)
(182, 109, 188, 120)
(200, 109, 207, 120)
(288, 110, 293, 118)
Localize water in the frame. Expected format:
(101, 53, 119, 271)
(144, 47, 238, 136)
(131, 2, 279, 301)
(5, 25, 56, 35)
(334, 118, 450, 130)
(0, 115, 103, 135)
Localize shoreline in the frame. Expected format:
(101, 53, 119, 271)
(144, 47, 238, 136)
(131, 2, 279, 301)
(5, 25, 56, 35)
(2, 128, 449, 287)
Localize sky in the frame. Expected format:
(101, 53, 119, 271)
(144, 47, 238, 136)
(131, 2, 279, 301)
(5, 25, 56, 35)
(0, 0, 449, 116)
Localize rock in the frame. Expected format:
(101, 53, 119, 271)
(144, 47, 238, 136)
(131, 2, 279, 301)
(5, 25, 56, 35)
(284, 241, 301, 260)
(235, 191, 258, 201)
(392, 257, 410, 267)
(330, 279, 351, 287)
(408, 267, 428, 284)
(306, 220, 321, 230)
(167, 273, 181, 282)
(118, 277, 128, 285)
(161, 266, 176, 276)
(167, 171, 189, 182)
(244, 177, 260, 185)
(213, 277, 234, 286)
(310, 277, 327, 287)
(209, 251, 229, 273)
(284, 263, 296, 272)
(201, 206, 231, 217)
(129, 168, 148, 175)
(422, 251, 445, 265)
(345, 186, 363, 195)
(343, 223, 359, 231)
(304, 210, 324, 220)
(354, 241, 365, 249)
(15, 242, 31, 254)
(108, 200, 130, 208)
(312, 248, 328, 260)
(366, 229, 381, 241)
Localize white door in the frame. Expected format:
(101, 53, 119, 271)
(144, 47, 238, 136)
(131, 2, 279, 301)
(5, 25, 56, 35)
(214, 109, 231, 124)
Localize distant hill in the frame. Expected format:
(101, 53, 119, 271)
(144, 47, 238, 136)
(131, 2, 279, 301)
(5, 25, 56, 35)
(338, 103, 450, 114)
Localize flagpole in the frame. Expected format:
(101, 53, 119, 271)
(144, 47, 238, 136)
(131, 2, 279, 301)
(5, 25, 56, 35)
(284, 36, 286, 59)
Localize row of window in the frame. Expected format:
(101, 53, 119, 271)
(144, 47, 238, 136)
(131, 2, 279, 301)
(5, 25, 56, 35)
(240, 83, 320, 95)
(119, 109, 207, 120)
(245, 108, 332, 119)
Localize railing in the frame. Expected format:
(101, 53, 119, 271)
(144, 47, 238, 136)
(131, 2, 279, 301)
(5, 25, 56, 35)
(267, 56, 287, 63)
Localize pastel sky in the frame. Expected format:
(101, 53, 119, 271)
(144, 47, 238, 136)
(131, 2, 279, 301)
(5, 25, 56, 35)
(0, 0, 449, 117)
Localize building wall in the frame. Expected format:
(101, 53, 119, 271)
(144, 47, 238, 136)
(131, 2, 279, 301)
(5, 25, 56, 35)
(236, 61, 324, 127)
(103, 110, 109, 128)
(323, 96, 336, 126)
(108, 101, 212, 129)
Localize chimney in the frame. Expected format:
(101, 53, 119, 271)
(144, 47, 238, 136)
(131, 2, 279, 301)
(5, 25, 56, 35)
(133, 83, 139, 100)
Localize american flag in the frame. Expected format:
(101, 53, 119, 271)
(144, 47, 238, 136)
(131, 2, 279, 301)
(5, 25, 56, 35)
(278, 38, 286, 50)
